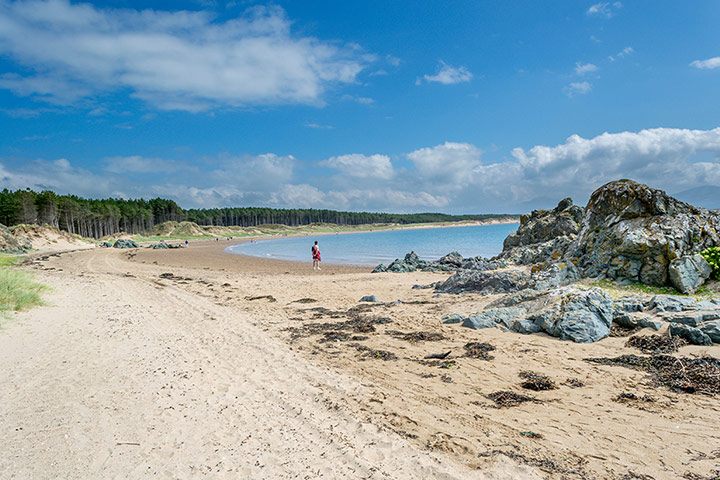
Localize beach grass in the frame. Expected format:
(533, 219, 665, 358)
(0, 267, 48, 314)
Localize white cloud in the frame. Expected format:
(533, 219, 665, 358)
(610, 46, 634, 61)
(575, 62, 598, 75)
(340, 94, 375, 104)
(322, 153, 394, 180)
(406, 142, 482, 186)
(303, 122, 334, 129)
(587, 2, 622, 18)
(564, 81, 592, 97)
(420, 61, 473, 85)
(104, 155, 177, 174)
(3, 128, 720, 213)
(690, 57, 720, 70)
(0, 1, 369, 111)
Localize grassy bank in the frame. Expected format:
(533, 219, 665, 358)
(0, 256, 47, 315)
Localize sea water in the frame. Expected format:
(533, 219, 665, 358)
(226, 223, 519, 266)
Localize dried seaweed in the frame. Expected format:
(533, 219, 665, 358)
(626, 334, 687, 354)
(387, 330, 445, 343)
(285, 313, 392, 341)
(585, 355, 720, 396)
(463, 342, 495, 360)
(351, 344, 398, 361)
(518, 371, 558, 391)
(486, 390, 542, 408)
(564, 378, 586, 388)
(613, 392, 655, 403)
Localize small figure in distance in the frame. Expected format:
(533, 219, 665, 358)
(312, 241, 321, 270)
(185, 239, 189, 248)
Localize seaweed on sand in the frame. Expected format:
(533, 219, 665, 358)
(463, 342, 495, 360)
(351, 344, 398, 361)
(285, 313, 392, 341)
(518, 371, 558, 391)
(626, 334, 687, 354)
(486, 390, 543, 408)
(585, 355, 720, 396)
(386, 330, 445, 343)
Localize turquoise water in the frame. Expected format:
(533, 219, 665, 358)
(226, 223, 519, 266)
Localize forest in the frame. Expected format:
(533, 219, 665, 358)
(0, 188, 513, 239)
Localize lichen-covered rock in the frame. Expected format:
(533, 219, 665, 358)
(661, 311, 720, 327)
(437, 251, 464, 268)
(527, 287, 613, 343)
(502, 198, 583, 250)
(669, 323, 713, 346)
(700, 320, 720, 343)
(0, 224, 24, 253)
(435, 269, 531, 295)
(530, 261, 581, 290)
(113, 239, 140, 249)
(462, 307, 527, 330)
(668, 254, 713, 294)
(498, 235, 576, 265)
(568, 179, 720, 289)
(15, 235, 32, 250)
(372, 264, 388, 273)
(648, 295, 697, 312)
(148, 242, 170, 249)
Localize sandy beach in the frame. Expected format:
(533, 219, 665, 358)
(2, 240, 719, 479)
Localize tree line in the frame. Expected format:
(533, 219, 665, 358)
(0, 188, 512, 239)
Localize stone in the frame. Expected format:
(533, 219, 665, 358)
(568, 179, 720, 288)
(669, 323, 713, 346)
(700, 320, 720, 343)
(461, 307, 527, 330)
(359, 295, 380, 303)
(530, 262, 581, 290)
(148, 242, 170, 249)
(0, 224, 23, 253)
(113, 239, 140, 249)
(528, 287, 614, 343)
(661, 311, 720, 327)
(668, 254, 713, 294)
(371, 264, 388, 273)
(15, 235, 32, 250)
(648, 295, 697, 312)
(637, 317, 665, 331)
(510, 318, 543, 334)
(613, 295, 646, 313)
(437, 251, 464, 268)
(435, 269, 531, 295)
(441, 313, 464, 324)
(502, 198, 583, 251)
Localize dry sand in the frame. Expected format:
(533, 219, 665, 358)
(1, 240, 719, 479)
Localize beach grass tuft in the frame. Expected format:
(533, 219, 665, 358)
(0, 267, 48, 314)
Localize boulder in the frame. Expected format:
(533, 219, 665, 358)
(568, 180, 720, 289)
(372, 264, 388, 273)
(148, 242, 170, 249)
(527, 287, 613, 343)
(461, 307, 527, 330)
(669, 324, 714, 346)
(502, 198, 583, 250)
(441, 313, 464, 324)
(359, 295, 380, 303)
(113, 239, 140, 249)
(668, 254, 713, 294)
(648, 295, 697, 312)
(437, 251, 464, 268)
(15, 235, 32, 250)
(700, 320, 720, 343)
(0, 224, 23, 253)
(435, 269, 531, 295)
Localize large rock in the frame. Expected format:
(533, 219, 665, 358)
(461, 307, 527, 330)
(668, 254, 713, 294)
(502, 198, 583, 250)
(435, 269, 531, 295)
(669, 324, 714, 346)
(527, 287, 614, 343)
(0, 224, 24, 253)
(568, 180, 720, 288)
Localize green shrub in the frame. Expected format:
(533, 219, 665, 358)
(0, 268, 47, 314)
(700, 246, 720, 280)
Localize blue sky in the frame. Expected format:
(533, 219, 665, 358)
(1, 0, 719, 213)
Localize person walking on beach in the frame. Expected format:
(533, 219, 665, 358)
(312, 241, 321, 270)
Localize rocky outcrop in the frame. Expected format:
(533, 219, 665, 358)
(568, 180, 720, 289)
(0, 224, 25, 253)
(435, 269, 531, 295)
(668, 254, 713, 294)
(372, 251, 506, 273)
(499, 198, 583, 264)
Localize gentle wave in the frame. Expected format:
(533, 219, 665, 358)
(226, 223, 519, 266)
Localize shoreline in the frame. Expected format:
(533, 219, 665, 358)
(220, 218, 520, 267)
